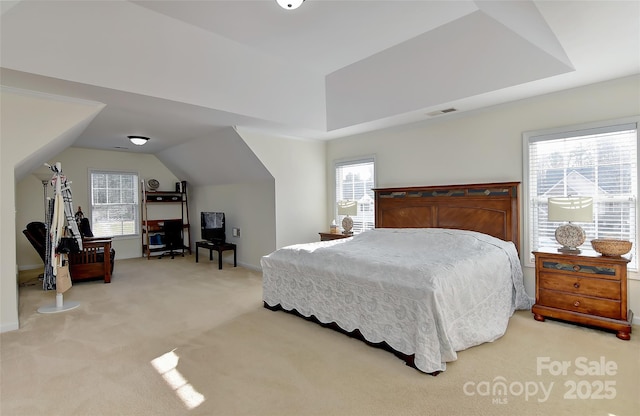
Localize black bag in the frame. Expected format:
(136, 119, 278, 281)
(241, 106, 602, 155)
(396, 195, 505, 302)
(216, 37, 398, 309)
(57, 237, 80, 254)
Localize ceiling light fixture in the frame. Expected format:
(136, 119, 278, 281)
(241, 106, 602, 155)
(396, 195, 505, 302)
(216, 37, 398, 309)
(128, 136, 149, 146)
(276, 0, 304, 10)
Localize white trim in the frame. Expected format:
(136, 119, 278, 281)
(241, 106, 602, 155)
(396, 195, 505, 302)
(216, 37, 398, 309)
(523, 116, 639, 142)
(522, 129, 534, 268)
(18, 264, 44, 271)
(333, 154, 377, 168)
(0, 322, 20, 333)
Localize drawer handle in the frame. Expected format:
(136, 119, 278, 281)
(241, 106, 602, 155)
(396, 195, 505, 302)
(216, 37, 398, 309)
(573, 282, 580, 289)
(573, 265, 581, 272)
(574, 301, 580, 307)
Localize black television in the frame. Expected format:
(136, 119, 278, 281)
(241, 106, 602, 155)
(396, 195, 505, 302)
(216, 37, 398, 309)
(201, 212, 225, 243)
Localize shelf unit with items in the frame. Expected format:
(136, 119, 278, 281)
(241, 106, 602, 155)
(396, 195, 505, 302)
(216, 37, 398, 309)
(141, 181, 191, 259)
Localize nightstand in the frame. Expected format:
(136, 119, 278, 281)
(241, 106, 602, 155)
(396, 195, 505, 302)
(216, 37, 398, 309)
(532, 248, 632, 340)
(319, 232, 352, 241)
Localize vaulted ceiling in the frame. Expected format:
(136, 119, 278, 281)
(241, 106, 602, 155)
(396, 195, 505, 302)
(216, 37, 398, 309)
(1, 1, 639, 182)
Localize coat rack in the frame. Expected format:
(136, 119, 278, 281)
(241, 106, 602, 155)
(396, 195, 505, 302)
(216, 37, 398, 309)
(37, 162, 82, 314)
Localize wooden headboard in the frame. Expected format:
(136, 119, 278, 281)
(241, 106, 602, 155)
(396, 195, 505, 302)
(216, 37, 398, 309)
(374, 182, 520, 253)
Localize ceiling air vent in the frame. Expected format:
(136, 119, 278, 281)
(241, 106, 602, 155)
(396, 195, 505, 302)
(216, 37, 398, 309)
(427, 108, 457, 117)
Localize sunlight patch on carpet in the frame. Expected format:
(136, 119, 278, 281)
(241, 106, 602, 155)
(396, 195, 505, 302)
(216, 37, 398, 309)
(151, 349, 205, 409)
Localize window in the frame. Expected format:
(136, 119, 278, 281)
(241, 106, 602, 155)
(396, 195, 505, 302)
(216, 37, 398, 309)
(523, 119, 638, 269)
(335, 157, 376, 234)
(90, 170, 139, 237)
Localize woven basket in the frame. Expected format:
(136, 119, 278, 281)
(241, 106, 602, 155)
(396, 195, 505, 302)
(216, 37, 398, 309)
(591, 239, 632, 257)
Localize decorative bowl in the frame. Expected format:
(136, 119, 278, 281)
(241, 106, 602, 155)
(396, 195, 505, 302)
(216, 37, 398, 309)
(590, 239, 632, 257)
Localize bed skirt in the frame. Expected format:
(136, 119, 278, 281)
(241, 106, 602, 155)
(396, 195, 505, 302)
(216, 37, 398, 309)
(262, 301, 441, 376)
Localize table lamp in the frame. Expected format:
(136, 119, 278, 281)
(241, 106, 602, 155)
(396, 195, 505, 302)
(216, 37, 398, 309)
(548, 196, 593, 253)
(337, 200, 358, 235)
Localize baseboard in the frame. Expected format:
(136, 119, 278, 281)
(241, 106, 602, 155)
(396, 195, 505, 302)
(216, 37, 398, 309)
(1, 321, 19, 333)
(18, 264, 43, 271)
(237, 261, 261, 272)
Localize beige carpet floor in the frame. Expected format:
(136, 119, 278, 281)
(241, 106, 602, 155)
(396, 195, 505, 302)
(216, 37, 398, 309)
(1, 255, 639, 416)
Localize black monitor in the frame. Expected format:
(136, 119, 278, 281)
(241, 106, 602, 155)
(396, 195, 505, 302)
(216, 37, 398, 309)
(201, 212, 225, 243)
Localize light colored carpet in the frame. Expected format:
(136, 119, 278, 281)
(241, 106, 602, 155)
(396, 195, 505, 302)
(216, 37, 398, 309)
(2, 255, 639, 416)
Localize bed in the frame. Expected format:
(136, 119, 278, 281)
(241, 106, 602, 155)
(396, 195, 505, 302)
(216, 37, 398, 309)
(261, 182, 532, 374)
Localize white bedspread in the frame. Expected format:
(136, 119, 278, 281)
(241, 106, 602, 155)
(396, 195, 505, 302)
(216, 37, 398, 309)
(261, 228, 533, 373)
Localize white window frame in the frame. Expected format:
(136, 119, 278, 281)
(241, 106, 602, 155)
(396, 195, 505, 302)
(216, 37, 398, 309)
(334, 155, 376, 234)
(89, 169, 140, 238)
(522, 117, 639, 272)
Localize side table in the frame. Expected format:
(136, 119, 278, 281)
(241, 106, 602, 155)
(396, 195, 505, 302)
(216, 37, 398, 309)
(532, 248, 632, 340)
(195, 241, 237, 270)
(319, 232, 352, 241)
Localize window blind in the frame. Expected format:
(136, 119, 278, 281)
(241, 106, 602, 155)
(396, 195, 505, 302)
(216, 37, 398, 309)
(526, 122, 637, 268)
(335, 157, 376, 234)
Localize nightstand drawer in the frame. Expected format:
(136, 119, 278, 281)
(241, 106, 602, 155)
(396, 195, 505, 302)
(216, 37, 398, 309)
(538, 289, 622, 320)
(539, 260, 620, 281)
(538, 273, 621, 300)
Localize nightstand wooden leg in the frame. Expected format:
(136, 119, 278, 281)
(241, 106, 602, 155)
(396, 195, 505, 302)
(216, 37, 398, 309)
(533, 313, 545, 322)
(616, 331, 631, 341)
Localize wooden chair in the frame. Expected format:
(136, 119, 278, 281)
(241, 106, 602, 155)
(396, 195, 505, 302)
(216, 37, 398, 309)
(67, 238, 114, 283)
(23, 222, 115, 284)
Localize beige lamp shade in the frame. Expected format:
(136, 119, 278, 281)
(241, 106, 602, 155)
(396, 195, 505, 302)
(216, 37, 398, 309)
(548, 197, 593, 223)
(337, 200, 358, 217)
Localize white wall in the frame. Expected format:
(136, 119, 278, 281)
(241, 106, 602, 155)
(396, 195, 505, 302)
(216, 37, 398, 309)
(16, 134, 322, 272)
(238, 128, 327, 250)
(16, 147, 181, 268)
(327, 74, 640, 321)
(191, 182, 275, 270)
